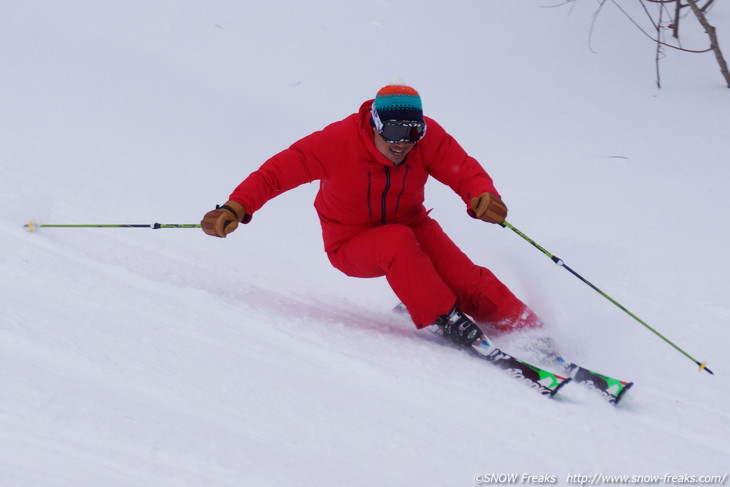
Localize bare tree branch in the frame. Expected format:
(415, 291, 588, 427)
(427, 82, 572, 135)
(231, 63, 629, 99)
(561, 0, 727, 87)
(610, 0, 711, 53)
(684, 0, 730, 87)
(671, 0, 683, 39)
(700, 0, 715, 14)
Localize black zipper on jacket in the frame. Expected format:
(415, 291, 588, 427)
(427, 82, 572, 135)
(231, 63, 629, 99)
(380, 166, 391, 225)
(394, 165, 409, 215)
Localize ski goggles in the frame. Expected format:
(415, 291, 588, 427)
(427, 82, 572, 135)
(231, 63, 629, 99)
(371, 105, 427, 144)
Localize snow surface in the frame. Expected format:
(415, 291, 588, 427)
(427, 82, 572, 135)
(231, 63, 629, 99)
(2, 1, 729, 486)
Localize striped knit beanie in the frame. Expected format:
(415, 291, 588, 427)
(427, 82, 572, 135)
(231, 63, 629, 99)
(372, 85, 424, 124)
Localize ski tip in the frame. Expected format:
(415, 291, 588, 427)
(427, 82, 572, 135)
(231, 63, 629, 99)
(611, 381, 634, 406)
(549, 377, 572, 398)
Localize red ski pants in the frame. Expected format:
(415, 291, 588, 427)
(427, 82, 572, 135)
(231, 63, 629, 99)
(327, 216, 538, 330)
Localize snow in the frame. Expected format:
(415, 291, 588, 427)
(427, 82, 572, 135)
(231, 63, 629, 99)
(2, 1, 729, 485)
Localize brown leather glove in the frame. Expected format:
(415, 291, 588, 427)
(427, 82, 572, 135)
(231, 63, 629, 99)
(200, 200, 246, 238)
(470, 193, 508, 224)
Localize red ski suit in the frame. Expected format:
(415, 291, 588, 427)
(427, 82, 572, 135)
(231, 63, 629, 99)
(230, 100, 533, 329)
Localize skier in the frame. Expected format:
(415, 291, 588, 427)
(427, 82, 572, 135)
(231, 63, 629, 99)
(201, 84, 542, 348)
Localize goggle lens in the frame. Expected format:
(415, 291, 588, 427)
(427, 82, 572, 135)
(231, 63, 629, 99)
(378, 121, 426, 144)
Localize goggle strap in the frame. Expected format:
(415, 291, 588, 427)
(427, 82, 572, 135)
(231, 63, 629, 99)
(371, 104, 384, 132)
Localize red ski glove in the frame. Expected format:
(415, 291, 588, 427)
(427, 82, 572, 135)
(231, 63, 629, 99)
(200, 200, 246, 238)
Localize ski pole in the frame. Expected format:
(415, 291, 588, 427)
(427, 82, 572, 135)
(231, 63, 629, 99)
(500, 220, 714, 375)
(24, 221, 200, 232)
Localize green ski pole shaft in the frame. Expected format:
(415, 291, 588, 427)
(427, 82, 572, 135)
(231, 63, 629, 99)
(501, 220, 713, 375)
(25, 222, 200, 231)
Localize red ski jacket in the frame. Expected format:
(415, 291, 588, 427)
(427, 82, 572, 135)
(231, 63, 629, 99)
(229, 100, 500, 252)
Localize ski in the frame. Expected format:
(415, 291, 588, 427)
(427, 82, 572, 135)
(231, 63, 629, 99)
(558, 360, 633, 405)
(393, 302, 636, 402)
(393, 303, 570, 398)
(471, 339, 572, 397)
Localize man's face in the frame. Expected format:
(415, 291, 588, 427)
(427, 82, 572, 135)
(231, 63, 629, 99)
(372, 127, 415, 165)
